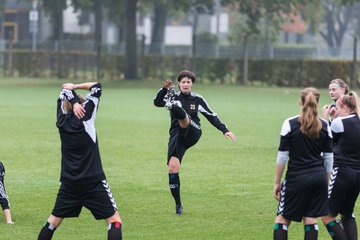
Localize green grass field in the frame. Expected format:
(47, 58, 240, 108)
(0, 77, 350, 239)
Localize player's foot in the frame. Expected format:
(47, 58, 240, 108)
(165, 87, 176, 110)
(7, 221, 14, 224)
(176, 204, 183, 215)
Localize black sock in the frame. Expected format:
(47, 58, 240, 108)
(342, 216, 357, 240)
(169, 173, 181, 206)
(37, 222, 56, 240)
(171, 105, 187, 120)
(108, 222, 122, 240)
(326, 220, 347, 240)
(274, 223, 288, 240)
(304, 224, 318, 240)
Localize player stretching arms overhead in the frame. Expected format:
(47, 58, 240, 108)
(37, 82, 122, 240)
(154, 70, 237, 215)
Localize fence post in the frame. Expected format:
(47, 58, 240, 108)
(7, 31, 13, 77)
(352, 36, 358, 90)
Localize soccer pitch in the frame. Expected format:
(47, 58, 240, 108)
(0, 78, 344, 239)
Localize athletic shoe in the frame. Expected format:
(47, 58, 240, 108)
(165, 87, 176, 110)
(176, 204, 183, 215)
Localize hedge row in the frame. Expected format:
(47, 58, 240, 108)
(0, 50, 357, 88)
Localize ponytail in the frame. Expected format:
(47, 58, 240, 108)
(339, 91, 360, 119)
(299, 87, 322, 138)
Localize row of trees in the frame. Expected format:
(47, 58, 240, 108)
(1, 0, 360, 80)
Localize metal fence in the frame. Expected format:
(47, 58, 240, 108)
(0, 39, 359, 60)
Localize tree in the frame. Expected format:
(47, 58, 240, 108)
(221, 0, 318, 84)
(0, 1, 4, 40)
(148, 0, 169, 55)
(105, 0, 126, 44)
(40, 0, 67, 50)
(72, 0, 108, 79)
(319, 0, 354, 55)
(147, 0, 214, 58)
(125, 0, 138, 80)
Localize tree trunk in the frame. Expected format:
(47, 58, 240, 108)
(53, 8, 64, 78)
(191, 13, 198, 73)
(125, 0, 138, 80)
(0, 1, 5, 65)
(149, 0, 168, 55)
(94, 0, 103, 80)
(319, 2, 353, 56)
(242, 35, 249, 85)
(117, 13, 125, 52)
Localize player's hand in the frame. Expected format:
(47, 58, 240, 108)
(322, 104, 331, 119)
(224, 131, 237, 141)
(73, 102, 86, 119)
(329, 106, 337, 119)
(63, 83, 75, 90)
(163, 79, 173, 89)
(273, 183, 281, 201)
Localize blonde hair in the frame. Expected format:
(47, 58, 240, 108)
(299, 87, 322, 138)
(338, 91, 360, 118)
(63, 94, 85, 112)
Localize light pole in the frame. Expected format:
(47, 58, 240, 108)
(215, 0, 220, 58)
(29, 0, 39, 51)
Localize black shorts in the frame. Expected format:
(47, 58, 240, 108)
(0, 198, 9, 210)
(0, 180, 10, 210)
(328, 167, 360, 217)
(167, 119, 202, 163)
(276, 169, 328, 222)
(52, 180, 118, 220)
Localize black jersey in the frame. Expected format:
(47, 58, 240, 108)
(154, 87, 229, 135)
(278, 115, 333, 175)
(331, 114, 360, 171)
(56, 83, 105, 183)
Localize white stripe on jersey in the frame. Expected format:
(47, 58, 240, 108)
(83, 96, 99, 143)
(60, 89, 75, 100)
(192, 92, 217, 117)
(331, 114, 356, 133)
(280, 115, 299, 136)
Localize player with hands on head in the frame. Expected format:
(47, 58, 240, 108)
(322, 92, 360, 240)
(37, 82, 123, 240)
(273, 87, 333, 240)
(154, 70, 236, 215)
(322, 79, 349, 123)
